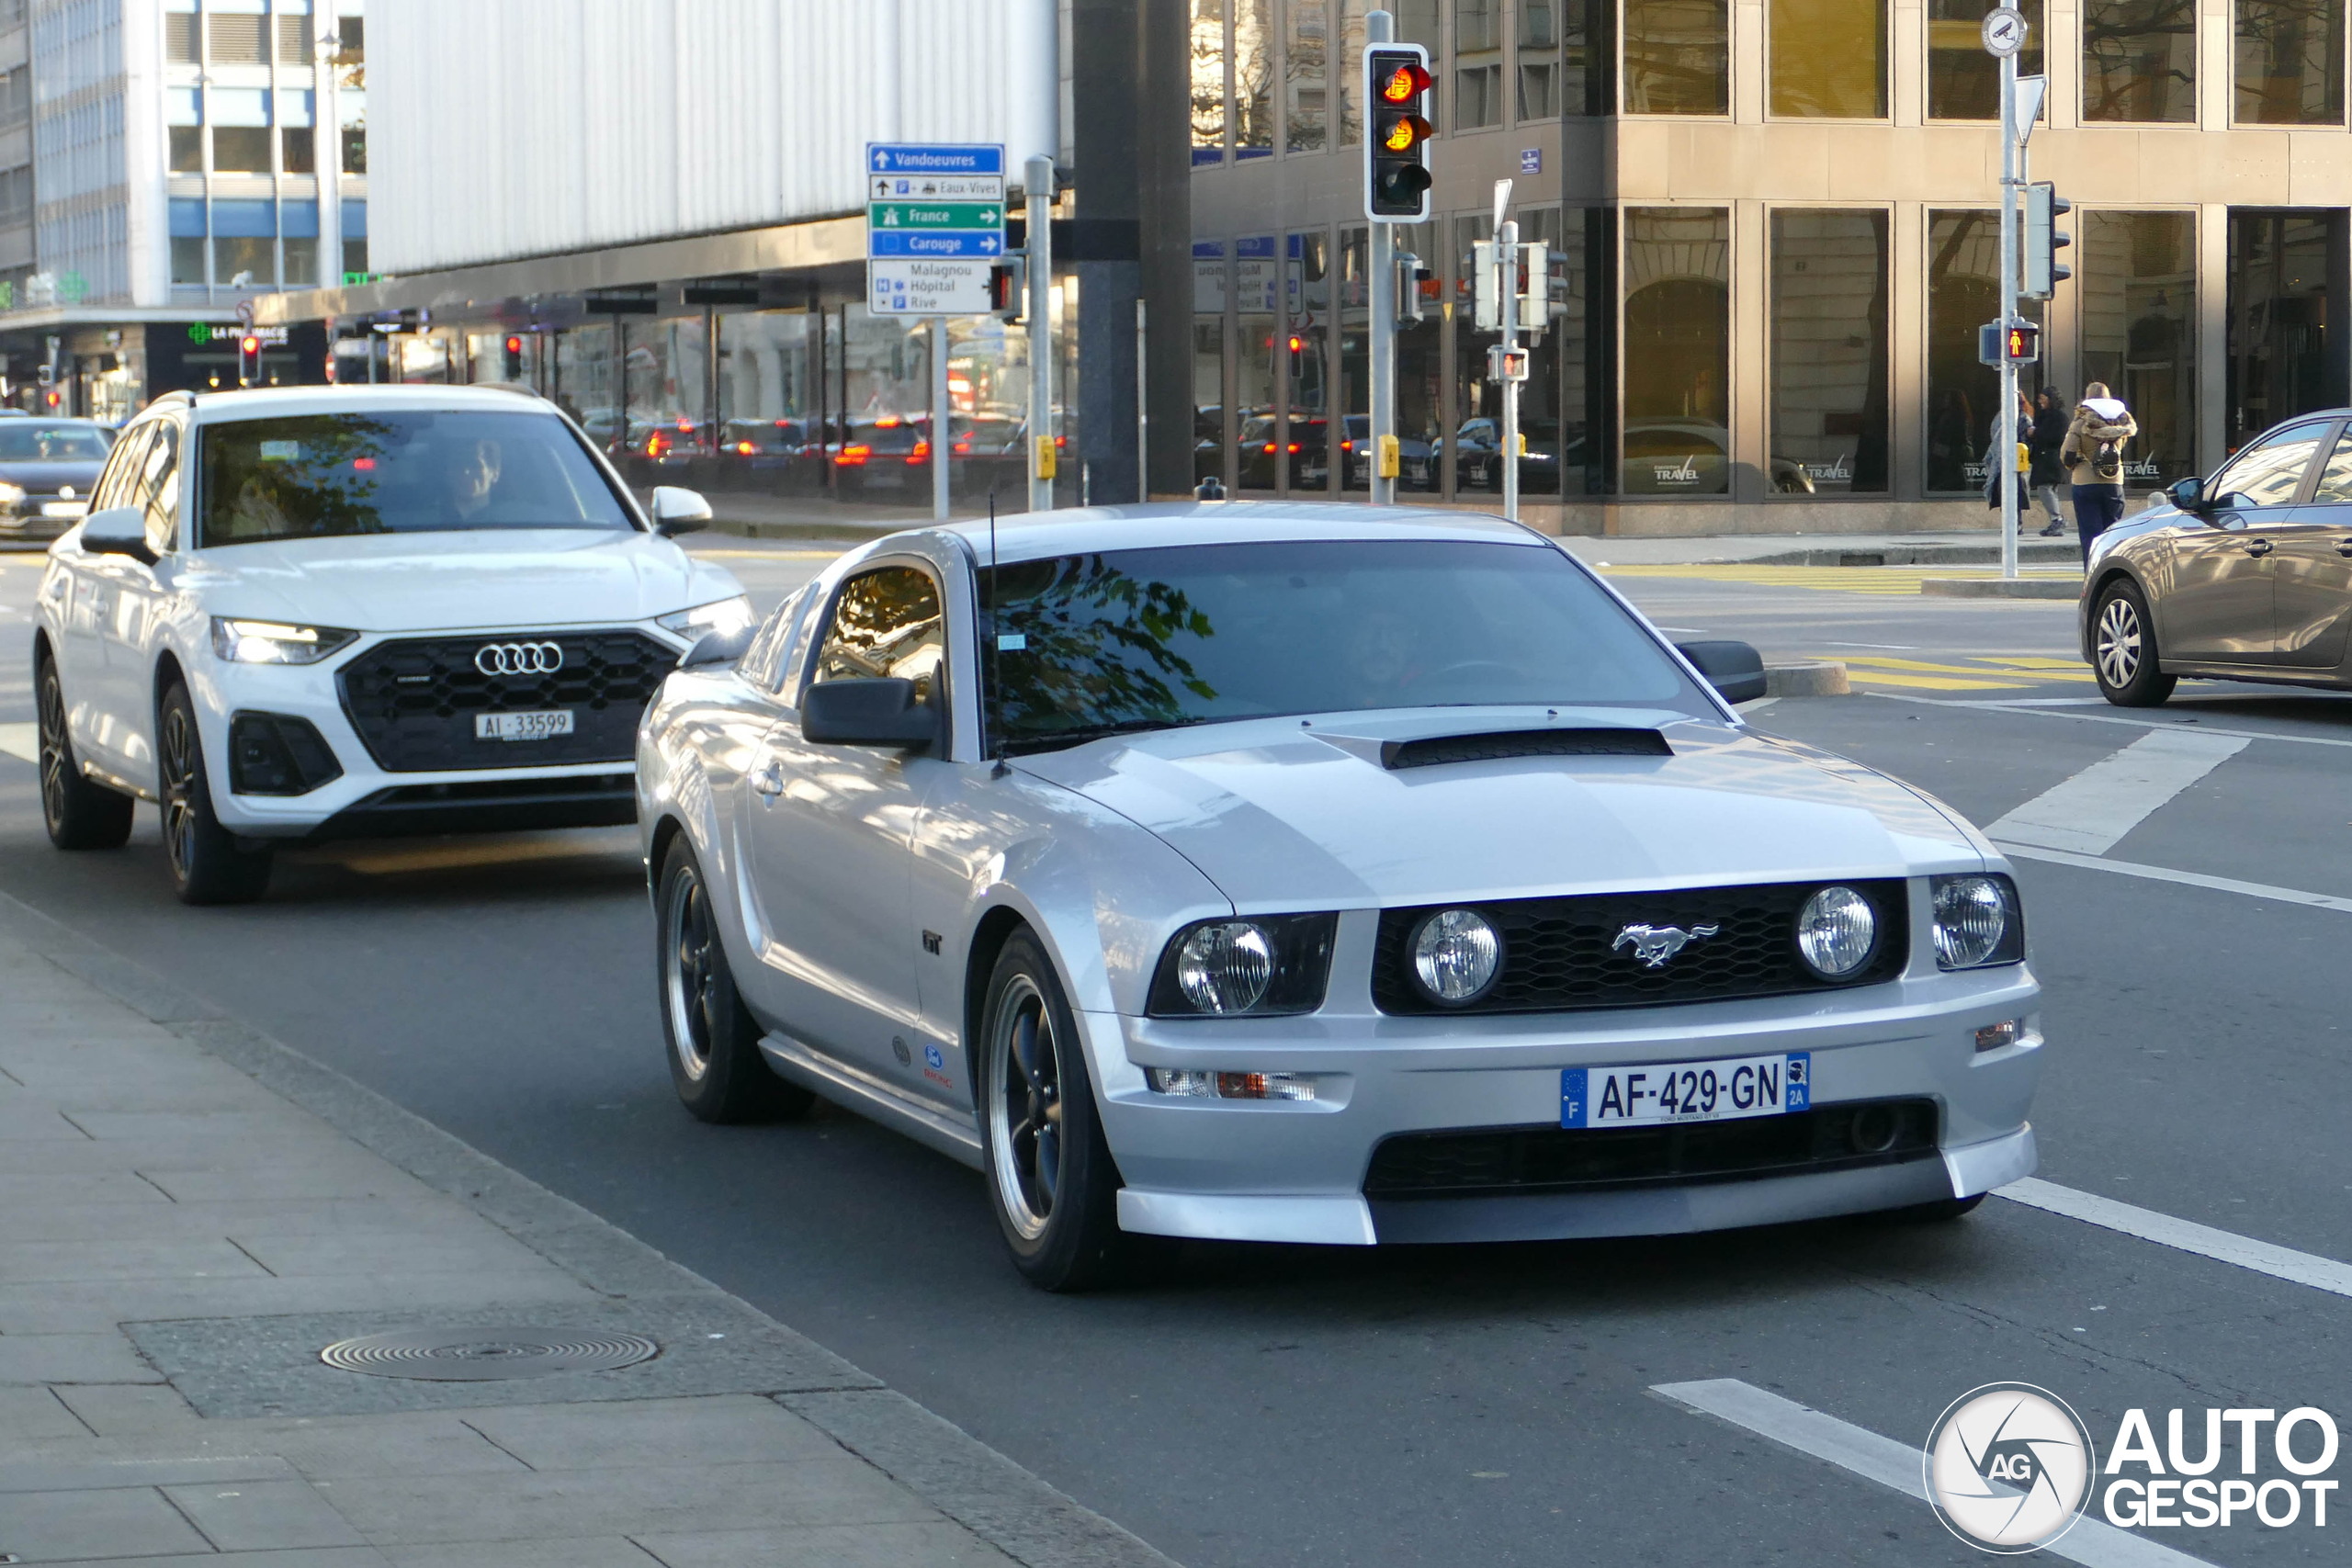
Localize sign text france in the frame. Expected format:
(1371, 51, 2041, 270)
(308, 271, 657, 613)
(866, 142, 1005, 315)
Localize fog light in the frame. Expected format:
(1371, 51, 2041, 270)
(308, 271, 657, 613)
(1216, 1071, 1317, 1101)
(1973, 1019, 2024, 1053)
(1146, 1067, 1214, 1098)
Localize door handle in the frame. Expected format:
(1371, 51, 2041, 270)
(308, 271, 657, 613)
(2336, 539, 2352, 558)
(751, 761, 784, 798)
(2244, 537, 2274, 557)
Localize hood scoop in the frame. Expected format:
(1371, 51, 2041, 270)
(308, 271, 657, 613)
(1379, 728, 1673, 771)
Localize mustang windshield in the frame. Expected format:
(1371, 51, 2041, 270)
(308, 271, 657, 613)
(980, 539, 1706, 755)
(197, 411, 632, 547)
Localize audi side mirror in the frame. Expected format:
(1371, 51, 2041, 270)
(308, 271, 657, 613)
(800, 677, 939, 749)
(78, 506, 154, 565)
(1674, 639, 1769, 705)
(2167, 476, 2208, 514)
(650, 486, 713, 536)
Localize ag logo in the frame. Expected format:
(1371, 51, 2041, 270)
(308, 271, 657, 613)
(1924, 1382, 2097, 1553)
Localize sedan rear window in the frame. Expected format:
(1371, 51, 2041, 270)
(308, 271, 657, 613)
(0, 423, 112, 460)
(197, 410, 633, 547)
(981, 539, 1706, 755)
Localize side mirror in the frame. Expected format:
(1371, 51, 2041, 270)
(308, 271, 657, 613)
(1674, 639, 1769, 705)
(801, 677, 938, 749)
(2167, 476, 2207, 514)
(678, 625, 754, 670)
(78, 506, 154, 565)
(650, 485, 713, 536)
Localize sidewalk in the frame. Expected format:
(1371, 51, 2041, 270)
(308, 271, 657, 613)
(0, 894, 1175, 1568)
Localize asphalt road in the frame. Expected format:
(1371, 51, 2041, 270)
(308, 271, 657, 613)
(2, 539, 2347, 1566)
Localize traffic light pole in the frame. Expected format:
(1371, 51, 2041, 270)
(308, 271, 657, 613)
(1498, 213, 1520, 525)
(1025, 153, 1056, 513)
(1998, 39, 2020, 581)
(1365, 8, 1396, 507)
(932, 317, 950, 523)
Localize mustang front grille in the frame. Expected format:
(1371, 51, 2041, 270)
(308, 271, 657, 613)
(336, 629, 673, 772)
(1370, 878, 1909, 1015)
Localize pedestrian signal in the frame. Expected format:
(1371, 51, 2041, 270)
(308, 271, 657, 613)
(2005, 323, 2040, 363)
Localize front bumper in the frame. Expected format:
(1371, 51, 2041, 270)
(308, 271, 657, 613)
(1086, 954, 2042, 1247)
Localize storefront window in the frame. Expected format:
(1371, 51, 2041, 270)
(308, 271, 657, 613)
(1623, 207, 1730, 494)
(628, 314, 710, 460)
(1624, 0, 1731, 114)
(1453, 211, 1498, 492)
(1456, 0, 1504, 128)
(558, 324, 621, 449)
(1519, 207, 1566, 497)
(1340, 226, 1368, 490)
(1193, 0, 1227, 164)
(2226, 211, 2336, 446)
(1394, 219, 1444, 491)
(1927, 209, 2041, 492)
(1770, 209, 1889, 494)
(1770, 0, 1887, 118)
(1287, 0, 1327, 152)
(1929, 0, 2045, 118)
(1237, 0, 1274, 157)
(2084, 0, 2197, 121)
(2080, 210, 2198, 486)
(1194, 241, 1229, 486)
(2235, 0, 2345, 122)
(1287, 231, 1331, 493)
(1236, 235, 1280, 490)
(716, 310, 816, 473)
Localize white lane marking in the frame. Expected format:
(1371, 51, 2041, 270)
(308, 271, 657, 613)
(2000, 1178, 2352, 1300)
(1880, 692, 2352, 750)
(1996, 842, 2352, 916)
(1652, 1380, 2216, 1568)
(1735, 696, 1779, 715)
(0, 721, 34, 761)
(1985, 729, 2248, 854)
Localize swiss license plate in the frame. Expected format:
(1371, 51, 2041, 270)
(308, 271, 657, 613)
(1562, 1052, 1810, 1129)
(475, 710, 574, 742)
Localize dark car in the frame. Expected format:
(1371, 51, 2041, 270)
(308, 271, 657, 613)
(1340, 413, 1436, 491)
(0, 420, 113, 544)
(1237, 414, 1332, 490)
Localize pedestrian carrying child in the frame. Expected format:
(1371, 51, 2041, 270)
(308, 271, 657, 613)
(2061, 382, 2138, 563)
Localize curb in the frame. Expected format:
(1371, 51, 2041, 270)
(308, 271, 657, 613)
(1764, 661, 1851, 697)
(707, 516, 905, 543)
(1742, 544, 2081, 568)
(1918, 576, 2083, 599)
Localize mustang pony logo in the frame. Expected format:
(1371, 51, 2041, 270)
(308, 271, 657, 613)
(1612, 922, 1720, 968)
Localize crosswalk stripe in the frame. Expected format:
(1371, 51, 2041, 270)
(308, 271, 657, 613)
(1988, 729, 2249, 854)
(0, 721, 34, 762)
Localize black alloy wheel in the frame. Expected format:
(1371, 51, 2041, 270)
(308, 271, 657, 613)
(657, 836, 810, 1123)
(156, 682, 273, 905)
(2090, 580, 2177, 707)
(36, 655, 133, 850)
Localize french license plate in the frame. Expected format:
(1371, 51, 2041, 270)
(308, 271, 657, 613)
(475, 710, 574, 742)
(1562, 1052, 1810, 1129)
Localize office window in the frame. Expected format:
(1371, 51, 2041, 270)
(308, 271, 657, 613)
(1237, 0, 1274, 156)
(0, 67, 27, 129)
(2080, 211, 2197, 484)
(2084, 0, 2197, 121)
(1338, 0, 1365, 141)
(334, 17, 364, 63)
(342, 124, 367, 174)
(1771, 210, 1889, 494)
(1623, 208, 1730, 494)
(170, 126, 203, 173)
(165, 13, 197, 64)
(1625, 0, 1730, 113)
(1288, 0, 1328, 152)
(0, 165, 28, 223)
(209, 12, 266, 65)
(171, 237, 206, 285)
(214, 236, 274, 288)
(343, 237, 368, 279)
(1521, 0, 1611, 117)
(277, 12, 312, 62)
(1456, 0, 1503, 127)
(213, 126, 271, 173)
(281, 127, 314, 175)
(1396, 0, 1442, 121)
(282, 237, 317, 286)
(1929, 0, 2045, 118)
(2236, 0, 2344, 122)
(1193, 0, 1226, 162)
(1771, 0, 1887, 117)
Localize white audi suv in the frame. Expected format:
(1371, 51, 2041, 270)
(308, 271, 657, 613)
(31, 383, 751, 903)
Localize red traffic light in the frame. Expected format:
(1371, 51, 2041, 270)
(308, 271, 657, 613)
(241, 335, 259, 354)
(1377, 60, 1432, 104)
(504, 335, 522, 355)
(1286, 334, 1305, 354)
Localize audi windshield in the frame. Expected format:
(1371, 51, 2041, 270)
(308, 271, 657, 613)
(980, 538, 1709, 755)
(196, 411, 633, 547)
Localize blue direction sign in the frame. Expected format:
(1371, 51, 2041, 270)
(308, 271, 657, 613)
(867, 142, 1005, 175)
(865, 142, 1006, 314)
(869, 230, 1004, 258)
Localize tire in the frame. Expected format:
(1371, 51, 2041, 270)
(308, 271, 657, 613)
(657, 836, 812, 1123)
(2090, 580, 2177, 707)
(978, 928, 1133, 1291)
(35, 654, 133, 850)
(156, 681, 273, 906)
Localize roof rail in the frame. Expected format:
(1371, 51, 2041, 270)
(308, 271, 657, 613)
(147, 389, 197, 410)
(472, 383, 548, 401)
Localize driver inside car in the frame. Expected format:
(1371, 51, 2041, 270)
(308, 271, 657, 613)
(441, 435, 508, 524)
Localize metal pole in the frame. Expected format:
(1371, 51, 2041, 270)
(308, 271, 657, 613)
(931, 316, 950, 522)
(1025, 152, 1056, 513)
(1365, 7, 1396, 506)
(1136, 297, 1149, 502)
(1998, 30, 2020, 581)
(1498, 215, 1520, 525)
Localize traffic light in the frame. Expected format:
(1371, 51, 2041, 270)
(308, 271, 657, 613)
(239, 334, 262, 386)
(989, 254, 1027, 321)
(1363, 46, 1434, 220)
(1395, 252, 1430, 326)
(503, 333, 524, 378)
(2005, 322, 2041, 363)
(2025, 183, 2072, 299)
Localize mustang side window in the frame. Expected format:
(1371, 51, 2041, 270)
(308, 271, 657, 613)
(811, 566, 945, 709)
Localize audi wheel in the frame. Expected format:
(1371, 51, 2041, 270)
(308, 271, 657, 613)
(658, 836, 811, 1123)
(157, 682, 273, 905)
(36, 653, 134, 851)
(2091, 580, 2176, 707)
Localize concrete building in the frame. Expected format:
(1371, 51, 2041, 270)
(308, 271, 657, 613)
(1186, 0, 2352, 533)
(0, 0, 363, 420)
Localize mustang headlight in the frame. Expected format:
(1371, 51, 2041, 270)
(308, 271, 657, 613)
(1409, 908, 1500, 1006)
(209, 617, 359, 666)
(658, 595, 754, 639)
(1796, 885, 1878, 978)
(1932, 874, 2023, 969)
(1148, 913, 1338, 1018)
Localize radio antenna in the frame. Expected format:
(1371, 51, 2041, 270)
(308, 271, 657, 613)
(987, 485, 1005, 775)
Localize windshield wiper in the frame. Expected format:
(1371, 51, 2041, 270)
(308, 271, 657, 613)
(997, 716, 1202, 758)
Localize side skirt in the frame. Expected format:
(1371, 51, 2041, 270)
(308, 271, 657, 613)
(758, 1032, 985, 1170)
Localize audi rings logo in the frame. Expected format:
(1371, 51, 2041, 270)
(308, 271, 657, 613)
(475, 641, 564, 677)
(1925, 1382, 2098, 1553)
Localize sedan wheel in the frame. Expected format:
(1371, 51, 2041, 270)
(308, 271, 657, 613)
(656, 837, 809, 1123)
(156, 682, 273, 905)
(35, 657, 132, 850)
(2090, 581, 2177, 707)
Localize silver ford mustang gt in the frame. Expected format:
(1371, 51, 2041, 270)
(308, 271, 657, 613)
(637, 504, 2042, 1289)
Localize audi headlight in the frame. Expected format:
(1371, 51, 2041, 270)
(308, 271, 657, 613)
(659, 595, 754, 639)
(209, 617, 358, 666)
(1409, 908, 1501, 1006)
(1796, 885, 1878, 978)
(0, 481, 23, 505)
(1148, 913, 1338, 1018)
(1932, 874, 2023, 969)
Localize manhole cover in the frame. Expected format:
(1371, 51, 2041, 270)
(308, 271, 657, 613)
(319, 1330, 659, 1381)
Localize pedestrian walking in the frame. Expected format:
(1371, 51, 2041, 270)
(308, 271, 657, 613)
(2061, 381, 2138, 564)
(2029, 387, 2069, 536)
(1982, 397, 2029, 518)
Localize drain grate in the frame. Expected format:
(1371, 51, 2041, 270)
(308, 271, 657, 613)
(319, 1329, 659, 1381)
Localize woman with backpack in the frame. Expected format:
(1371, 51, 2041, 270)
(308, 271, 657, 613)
(2061, 381, 2138, 563)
